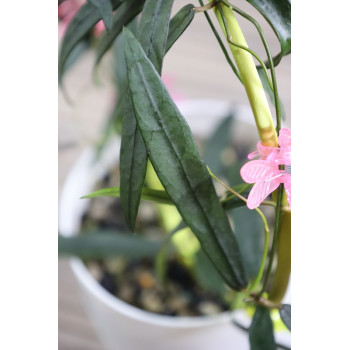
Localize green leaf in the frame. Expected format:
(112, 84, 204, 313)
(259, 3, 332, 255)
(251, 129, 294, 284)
(95, 0, 146, 66)
(123, 27, 247, 291)
(82, 186, 174, 205)
(93, 18, 138, 161)
(58, 231, 162, 259)
(60, 37, 90, 78)
(120, 0, 175, 230)
(203, 113, 234, 177)
(249, 306, 277, 350)
(166, 4, 195, 52)
(194, 249, 226, 296)
(88, 0, 113, 31)
(120, 91, 149, 229)
(231, 206, 264, 279)
(246, 0, 291, 67)
(58, 0, 125, 82)
(137, 0, 175, 73)
(279, 304, 291, 331)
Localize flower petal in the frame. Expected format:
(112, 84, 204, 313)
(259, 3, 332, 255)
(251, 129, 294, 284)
(240, 160, 278, 183)
(247, 180, 280, 209)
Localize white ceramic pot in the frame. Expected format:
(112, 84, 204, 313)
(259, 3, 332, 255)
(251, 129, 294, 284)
(59, 99, 290, 350)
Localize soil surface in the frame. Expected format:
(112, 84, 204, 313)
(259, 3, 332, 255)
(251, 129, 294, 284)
(80, 167, 231, 317)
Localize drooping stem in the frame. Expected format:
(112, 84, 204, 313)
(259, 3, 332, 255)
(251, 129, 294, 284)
(216, 4, 273, 91)
(258, 184, 284, 297)
(198, 0, 242, 82)
(210, 1, 278, 147)
(220, 0, 282, 133)
(268, 208, 291, 303)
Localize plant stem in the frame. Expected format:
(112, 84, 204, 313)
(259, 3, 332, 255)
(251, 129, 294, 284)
(210, 1, 278, 147)
(268, 209, 291, 303)
(198, 0, 242, 83)
(220, 0, 282, 133)
(194, 1, 216, 12)
(216, 4, 273, 91)
(258, 184, 284, 297)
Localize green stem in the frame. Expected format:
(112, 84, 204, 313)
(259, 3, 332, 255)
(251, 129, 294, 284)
(268, 208, 291, 303)
(247, 207, 269, 292)
(198, 0, 242, 83)
(216, 3, 273, 91)
(220, 0, 282, 133)
(211, 1, 278, 147)
(258, 184, 284, 297)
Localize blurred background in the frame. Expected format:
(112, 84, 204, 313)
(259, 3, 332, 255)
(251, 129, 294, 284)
(58, 0, 290, 348)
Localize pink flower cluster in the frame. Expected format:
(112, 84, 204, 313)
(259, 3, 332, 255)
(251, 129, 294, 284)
(240, 128, 291, 209)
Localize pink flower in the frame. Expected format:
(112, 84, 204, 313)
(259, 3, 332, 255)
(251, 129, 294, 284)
(240, 128, 291, 209)
(58, 0, 85, 38)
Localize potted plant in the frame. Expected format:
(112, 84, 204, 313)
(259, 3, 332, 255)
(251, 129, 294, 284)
(58, 0, 291, 349)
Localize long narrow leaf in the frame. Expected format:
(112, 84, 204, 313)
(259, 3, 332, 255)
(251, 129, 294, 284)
(88, 0, 113, 31)
(120, 0, 174, 230)
(120, 92, 149, 229)
(95, 0, 146, 66)
(203, 113, 234, 177)
(58, 232, 162, 259)
(246, 0, 291, 67)
(95, 5, 194, 162)
(58, 0, 124, 82)
(123, 27, 247, 291)
(82, 186, 174, 205)
(231, 206, 264, 279)
(166, 4, 195, 52)
(249, 306, 277, 350)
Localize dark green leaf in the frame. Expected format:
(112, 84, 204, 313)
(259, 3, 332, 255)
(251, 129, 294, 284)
(58, 0, 125, 82)
(137, 0, 174, 73)
(166, 4, 195, 52)
(93, 89, 125, 161)
(258, 69, 286, 120)
(246, 0, 291, 67)
(249, 306, 277, 350)
(58, 231, 162, 259)
(194, 249, 226, 296)
(279, 304, 291, 331)
(95, 0, 146, 66)
(60, 37, 90, 78)
(120, 91, 149, 229)
(120, 0, 174, 230)
(112, 18, 138, 89)
(123, 27, 247, 291)
(231, 206, 264, 279)
(203, 113, 234, 177)
(82, 186, 174, 205)
(93, 19, 138, 161)
(88, 0, 113, 31)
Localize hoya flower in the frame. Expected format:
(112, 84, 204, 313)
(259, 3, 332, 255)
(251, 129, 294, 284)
(240, 128, 291, 209)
